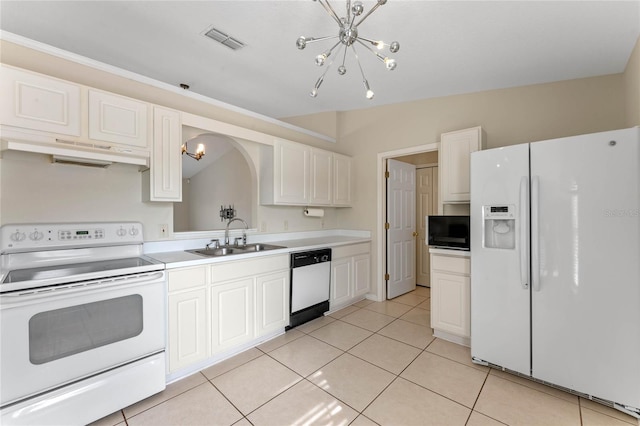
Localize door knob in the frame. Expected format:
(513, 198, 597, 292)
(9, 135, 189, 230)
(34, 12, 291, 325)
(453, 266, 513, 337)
(413, 231, 419, 237)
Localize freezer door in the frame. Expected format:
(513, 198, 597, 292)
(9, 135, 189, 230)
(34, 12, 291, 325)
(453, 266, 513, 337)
(531, 127, 640, 408)
(470, 143, 530, 376)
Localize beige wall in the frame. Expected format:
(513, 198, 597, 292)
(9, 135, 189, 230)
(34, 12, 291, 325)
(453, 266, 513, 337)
(333, 72, 626, 299)
(624, 36, 640, 127)
(0, 151, 172, 241)
(281, 111, 338, 140)
(186, 149, 252, 232)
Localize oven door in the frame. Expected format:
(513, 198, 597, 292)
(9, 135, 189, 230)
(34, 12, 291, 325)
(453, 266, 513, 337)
(0, 271, 166, 407)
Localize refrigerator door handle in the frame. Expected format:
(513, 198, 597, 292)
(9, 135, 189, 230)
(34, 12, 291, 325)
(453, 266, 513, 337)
(531, 175, 541, 292)
(520, 176, 529, 289)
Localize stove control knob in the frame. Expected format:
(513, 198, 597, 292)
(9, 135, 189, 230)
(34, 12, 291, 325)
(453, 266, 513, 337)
(29, 231, 44, 241)
(116, 227, 127, 237)
(129, 227, 139, 236)
(10, 231, 26, 242)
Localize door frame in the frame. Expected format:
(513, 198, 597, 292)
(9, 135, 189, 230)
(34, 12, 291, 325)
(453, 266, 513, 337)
(376, 142, 439, 301)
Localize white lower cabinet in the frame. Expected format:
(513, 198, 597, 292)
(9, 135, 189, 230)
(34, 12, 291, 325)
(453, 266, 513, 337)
(210, 278, 254, 352)
(167, 255, 289, 374)
(430, 250, 471, 346)
(167, 266, 208, 372)
(330, 243, 371, 311)
(168, 288, 207, 371)
(255, 272, 289, 336)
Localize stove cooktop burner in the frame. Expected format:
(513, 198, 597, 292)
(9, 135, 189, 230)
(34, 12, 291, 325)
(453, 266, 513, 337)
(3, 257, 159, 284)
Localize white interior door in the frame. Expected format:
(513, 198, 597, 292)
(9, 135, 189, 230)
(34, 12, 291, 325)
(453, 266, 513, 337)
(386, 159, 416, 299)
(416, 166, 437, 286)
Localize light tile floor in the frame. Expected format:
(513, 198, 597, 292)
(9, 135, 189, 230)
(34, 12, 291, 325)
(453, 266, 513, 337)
(93, 286, 639, 426)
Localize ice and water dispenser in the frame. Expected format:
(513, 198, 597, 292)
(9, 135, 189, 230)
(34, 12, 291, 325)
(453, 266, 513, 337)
(483, 205, 516, 249)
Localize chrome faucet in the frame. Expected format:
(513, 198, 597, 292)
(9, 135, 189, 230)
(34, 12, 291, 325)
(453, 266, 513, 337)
(225, 218, 248, 246)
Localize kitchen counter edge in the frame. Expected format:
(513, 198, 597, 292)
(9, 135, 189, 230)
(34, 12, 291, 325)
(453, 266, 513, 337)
(147, 236, 372, 269)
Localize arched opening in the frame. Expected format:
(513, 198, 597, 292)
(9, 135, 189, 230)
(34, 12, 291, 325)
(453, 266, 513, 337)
(174, 127, 257, 232)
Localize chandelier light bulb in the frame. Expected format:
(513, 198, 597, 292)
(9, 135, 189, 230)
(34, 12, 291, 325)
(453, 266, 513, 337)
(338, 65, 347, 75)
(296, 36, 307, 50)
(375, 41, 384, 50)
(315, 53, 327, 66)
(310, 88, 318, 97)
(366, 89, 374, 99)
(389, 41, 400, 53)
(384, 57, 397, 70)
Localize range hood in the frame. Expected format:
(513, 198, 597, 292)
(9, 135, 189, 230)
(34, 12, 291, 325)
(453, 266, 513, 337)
(0, 126, 149, 167)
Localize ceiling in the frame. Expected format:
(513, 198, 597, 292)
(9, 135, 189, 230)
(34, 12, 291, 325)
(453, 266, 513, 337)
(1, 1, 639, 120)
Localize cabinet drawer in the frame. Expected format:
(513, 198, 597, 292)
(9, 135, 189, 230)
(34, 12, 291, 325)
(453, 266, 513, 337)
(332, 242, 371, 259)
(210, 254, 289, 284)
(431, 255, 470, 275)
(168, 266, 208, 292)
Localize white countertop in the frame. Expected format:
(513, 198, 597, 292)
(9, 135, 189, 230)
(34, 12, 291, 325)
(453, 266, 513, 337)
(145, 230, 371, 269)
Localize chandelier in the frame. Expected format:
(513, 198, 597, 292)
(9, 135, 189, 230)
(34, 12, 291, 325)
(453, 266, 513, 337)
(296, 0, 399, 100)
(181, 140, 205, 161)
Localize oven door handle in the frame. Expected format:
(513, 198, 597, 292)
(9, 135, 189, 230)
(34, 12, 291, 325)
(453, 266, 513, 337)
(0, 271, 165, 304)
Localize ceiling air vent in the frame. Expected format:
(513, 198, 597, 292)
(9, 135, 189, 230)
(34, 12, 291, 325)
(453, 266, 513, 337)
(203, 26, 245, 50)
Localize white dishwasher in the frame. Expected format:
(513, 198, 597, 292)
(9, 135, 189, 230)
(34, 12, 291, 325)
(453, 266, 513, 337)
(288, 248, 331, 329)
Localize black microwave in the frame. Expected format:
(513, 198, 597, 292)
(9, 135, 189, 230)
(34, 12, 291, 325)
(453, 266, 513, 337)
(427, 215, 470, 250)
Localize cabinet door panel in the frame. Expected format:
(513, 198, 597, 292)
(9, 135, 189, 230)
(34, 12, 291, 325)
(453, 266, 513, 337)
(431, 272, 470, 338)
(333, 154, 352, 206)
(353, 254, 370, 298)
(88, 90, 148, 148)
(256, 272, 289, 335)
(440, 127, 482, 203)
(274, 141, 309, 204)
(310, 148, 332, 205)
(331, 258, 352, 309)
(168, 289, 207, 372)
(148, 106, 181, 201)
(1, 67, 81, 136)
(211, 279, 254, 352)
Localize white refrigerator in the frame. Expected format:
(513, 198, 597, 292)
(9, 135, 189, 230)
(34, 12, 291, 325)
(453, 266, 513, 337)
(470, 127, 640, 418)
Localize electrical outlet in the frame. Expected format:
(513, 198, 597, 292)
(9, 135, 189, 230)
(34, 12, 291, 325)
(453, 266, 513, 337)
(284, 220, 289, 231)
(159, 224, 168, 238)
(260, 221, 267, 232)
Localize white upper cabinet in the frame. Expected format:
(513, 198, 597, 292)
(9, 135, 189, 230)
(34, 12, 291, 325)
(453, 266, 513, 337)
(261, 139, 352, 207)
(1, 66, 150, 157)
(0, 66, 81, 136)
(88, 89, 149, 149)
(274, 138, 310, 205)
(439, 126, 485, 204)
(143, 106, 182, 202)
(333, 153, 352, 207)
(310, 148, 333, 205)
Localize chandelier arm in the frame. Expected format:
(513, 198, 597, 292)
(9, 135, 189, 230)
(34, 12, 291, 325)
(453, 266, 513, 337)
(358, 36, 383, 49)
(346, 0, 351, 22)
(304, 35, 340, 45)
(317, 0, 343, 26)
(355, 38, 386, 62)
(355, 2, 383, 28)
(325, 40, 343, 57)
(351, 44, 369, 86)
(341, 43, 348, 68)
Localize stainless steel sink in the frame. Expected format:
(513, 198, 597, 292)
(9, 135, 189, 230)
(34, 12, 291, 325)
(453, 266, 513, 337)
(186, 243, 285, 258)
(241, 243, 285, 252)
(188, 247, 238, 257)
